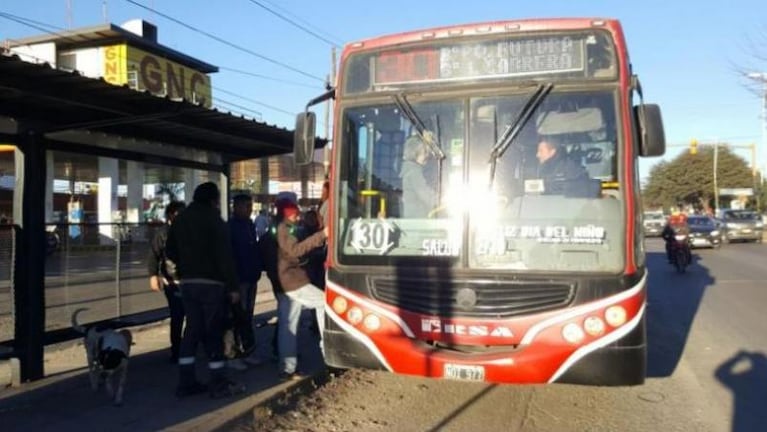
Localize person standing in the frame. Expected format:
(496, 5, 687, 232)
(275, 200, 328, 380)
(148, 201, 186, 364)
(226, 193, 263, 367)
(258, 201, 299, 364)
(254, 209, 270, 241)
(400, 135, 437, 218)
(166, 182, 245, 399)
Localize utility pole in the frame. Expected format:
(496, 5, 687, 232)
(714, 141, 719, 214)
(747, 72, 767, 212)
(323, 47, 336, 178)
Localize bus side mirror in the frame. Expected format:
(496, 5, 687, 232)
(634, 103, 666, 157)
(294, 111, 316, 166)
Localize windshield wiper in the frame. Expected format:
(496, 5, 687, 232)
(392, 93, 445, 160)
(487, 83, 554, 186)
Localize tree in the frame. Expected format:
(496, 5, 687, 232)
(642, 144, 754, 212)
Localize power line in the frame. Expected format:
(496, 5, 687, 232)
(219, 65, 318, 89)
(214, 87, 295, 116)
(124, 0, 325, 83)
(0, 11, 65, 31)
(257, 0, 343, 45)
(2, 11, 319, 92)
(212, 98, 263, 120)
(244, 0, 341, 48)
(2, 11, 303, 119)
(0, 12, 82, 46)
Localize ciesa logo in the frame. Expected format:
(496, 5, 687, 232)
(420, 319, 513, 338)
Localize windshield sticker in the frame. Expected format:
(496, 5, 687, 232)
(476, 224, 606, 251)
(348, 218, 398, 255)
(537, 224, 606, 244)
(422, 238, 461, 256)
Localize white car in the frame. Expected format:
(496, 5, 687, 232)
(643, 211, 666, 237)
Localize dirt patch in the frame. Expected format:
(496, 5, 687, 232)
(231, 369, 391, 432)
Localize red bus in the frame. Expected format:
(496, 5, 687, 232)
(295, 18, 665, 385)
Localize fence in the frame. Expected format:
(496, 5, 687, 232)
(0, 222, 170, 347)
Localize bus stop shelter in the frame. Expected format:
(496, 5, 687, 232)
(0, 53, 298, 381)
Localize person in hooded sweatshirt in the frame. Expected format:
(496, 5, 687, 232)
(275, 200, 328, 380)
(166, 182, 245, 399)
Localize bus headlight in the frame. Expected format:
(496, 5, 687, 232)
(347, 307, 364, 325)
(562, 323, 585, 344)
(605, 306, 627, 327)
(363, 314, 381, 331)
(583, 316, 606, 336)
(332, 297, 348, 315)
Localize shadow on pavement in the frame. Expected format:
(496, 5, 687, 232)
(0, 310, 325, 432)
(646, 250, 714, 378)
(715, 350, 767, 432)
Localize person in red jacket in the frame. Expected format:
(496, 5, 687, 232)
(275, 200, 328, 380)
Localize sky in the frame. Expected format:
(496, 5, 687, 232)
(1, 0, 766, 182)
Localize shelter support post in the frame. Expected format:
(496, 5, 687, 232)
(13, 130, 47, 382)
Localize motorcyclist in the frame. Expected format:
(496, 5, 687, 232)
(662, 212, 691, 264)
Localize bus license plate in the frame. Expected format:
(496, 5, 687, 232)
(444, 364, 485, 381)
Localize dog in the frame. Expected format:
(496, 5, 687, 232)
(71, 308, 132, 406)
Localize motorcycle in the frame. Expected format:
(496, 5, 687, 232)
(669, 232, 692, 273)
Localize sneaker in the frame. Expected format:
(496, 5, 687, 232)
(209, 379, 246, 399)
(278, 371, 306, 382)
(175, 381, 207, 398)
(226, 358, 248, 371)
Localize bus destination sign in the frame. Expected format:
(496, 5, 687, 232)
(373, 35, 588, 86)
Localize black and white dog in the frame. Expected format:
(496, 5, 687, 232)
(71, 308, 132, 406)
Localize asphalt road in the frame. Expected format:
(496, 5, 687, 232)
(237, 238, 767, 432)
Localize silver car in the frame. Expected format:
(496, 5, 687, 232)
(721, 210, 764, 243)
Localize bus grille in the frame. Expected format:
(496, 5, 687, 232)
(369, 277, 575, 318)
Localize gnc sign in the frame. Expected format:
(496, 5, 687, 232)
(103, 44, 212, 107)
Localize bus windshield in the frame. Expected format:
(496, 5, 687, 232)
(336, 88, 623, 273)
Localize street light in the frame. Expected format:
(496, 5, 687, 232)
(747, 72, 767, 212)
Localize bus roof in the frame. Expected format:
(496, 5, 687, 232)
(342, 18, 625, 56)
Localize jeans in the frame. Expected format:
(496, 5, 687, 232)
(276, 291, 302, 374)
(224, 282, 257, 358)
(284, 284, 326, 359)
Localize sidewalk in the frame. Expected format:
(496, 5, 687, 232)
(0, 286, 325, 431)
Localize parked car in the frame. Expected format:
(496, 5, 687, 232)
(720, 209, 763, 243)
(686, 215, 722, 249)
(643, 211, 666, 237)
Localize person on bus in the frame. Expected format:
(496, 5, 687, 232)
(400, 134, 437, 218)
(662, 212, 691, 263)
(536, 138, 591, 195)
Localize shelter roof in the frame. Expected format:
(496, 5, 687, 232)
(0, 53, 312, 169)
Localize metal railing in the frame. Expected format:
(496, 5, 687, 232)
(0, 222, 171, 348)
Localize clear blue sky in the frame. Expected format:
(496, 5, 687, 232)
(2, 0, 766, 181)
